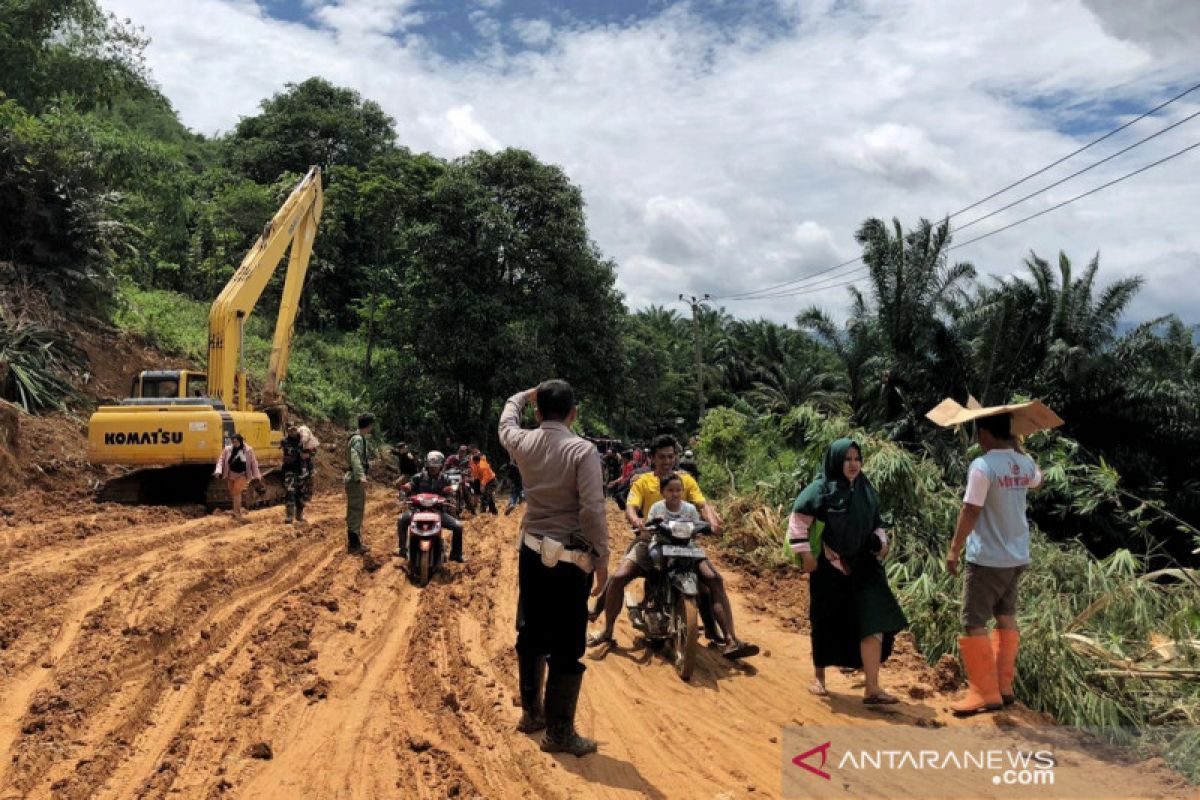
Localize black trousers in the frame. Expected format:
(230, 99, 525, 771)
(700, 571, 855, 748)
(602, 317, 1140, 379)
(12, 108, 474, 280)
(479, 482, 498, 514)
(516, 544, 594, 676)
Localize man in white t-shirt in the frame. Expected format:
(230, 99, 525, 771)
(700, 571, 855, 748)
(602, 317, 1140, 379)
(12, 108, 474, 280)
(946, 412, 1042, 716)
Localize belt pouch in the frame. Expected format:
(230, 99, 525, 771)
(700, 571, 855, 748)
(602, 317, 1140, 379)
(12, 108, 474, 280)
(540, 536, 564, 568)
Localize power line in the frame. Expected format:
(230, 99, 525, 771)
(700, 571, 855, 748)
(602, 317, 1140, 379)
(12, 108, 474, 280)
(952, 107, 1200, 235)
(709, 79, 1200, 302)
(948, 79, 1200, 219)
(725, 138, 1200, 302)
(948, 139, 1200, 252)
(709, 254, 864, 302)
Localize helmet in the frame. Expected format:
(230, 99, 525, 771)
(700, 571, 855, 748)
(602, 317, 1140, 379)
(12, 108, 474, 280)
(426, 450, 446, 468)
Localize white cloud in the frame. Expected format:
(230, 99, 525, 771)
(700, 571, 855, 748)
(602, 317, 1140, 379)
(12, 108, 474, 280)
(433, 104, 502, 152)
(468, 9, 501, 41)
(308, 0, 424, 39)
(100, 0, 1200, 323)
(643, 196, 733, 264)
(511, 18, 553, 47)
(825, 123, 966, 189)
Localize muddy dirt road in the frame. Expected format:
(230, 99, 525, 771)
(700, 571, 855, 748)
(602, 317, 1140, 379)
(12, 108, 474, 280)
(0, 489, 1193, 799)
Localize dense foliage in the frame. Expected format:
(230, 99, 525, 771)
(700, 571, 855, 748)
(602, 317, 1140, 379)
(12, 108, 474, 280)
(2, 1, 1198, 532)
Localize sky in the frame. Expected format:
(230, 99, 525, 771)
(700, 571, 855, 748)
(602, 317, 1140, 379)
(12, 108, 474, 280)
(98, 0, 1200, 324)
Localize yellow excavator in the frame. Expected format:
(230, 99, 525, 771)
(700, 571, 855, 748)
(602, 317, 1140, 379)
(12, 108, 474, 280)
(88, 166, 323, 505)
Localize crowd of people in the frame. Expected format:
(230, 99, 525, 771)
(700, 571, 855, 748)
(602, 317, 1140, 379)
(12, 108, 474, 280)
(221, 380, 1042, 760)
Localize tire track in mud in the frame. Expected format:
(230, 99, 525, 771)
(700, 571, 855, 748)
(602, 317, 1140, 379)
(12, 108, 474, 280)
(0, 514, 272, 781)
(0, 510, 239, 684)
(95, 540, 343, 799)
(0, 497, 361, 798)
(1, 491, 1194, 800)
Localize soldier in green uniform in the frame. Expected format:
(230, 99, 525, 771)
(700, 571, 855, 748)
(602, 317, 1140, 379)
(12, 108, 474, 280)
(345, 413, 374, 553)
(281, 423, 318, 523)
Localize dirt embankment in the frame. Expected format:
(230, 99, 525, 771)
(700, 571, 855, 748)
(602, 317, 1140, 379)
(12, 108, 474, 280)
(0, 493, 1193, 800)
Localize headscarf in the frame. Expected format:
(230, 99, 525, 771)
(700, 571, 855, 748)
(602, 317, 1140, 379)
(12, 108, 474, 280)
(791, 438, 882, 560)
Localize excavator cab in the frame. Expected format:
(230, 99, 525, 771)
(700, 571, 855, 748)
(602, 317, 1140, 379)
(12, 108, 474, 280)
(131, 370, 208, 400)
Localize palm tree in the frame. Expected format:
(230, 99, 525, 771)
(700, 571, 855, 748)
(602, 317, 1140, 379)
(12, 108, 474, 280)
(797, 297, 886, 424)
(958, 251, 1142, 405)
(801, 217, 975, 434)
(961, 252, 1200, 527)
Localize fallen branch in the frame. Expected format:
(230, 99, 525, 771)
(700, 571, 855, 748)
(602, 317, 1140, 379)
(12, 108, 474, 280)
(1091, 668, 1200, 682)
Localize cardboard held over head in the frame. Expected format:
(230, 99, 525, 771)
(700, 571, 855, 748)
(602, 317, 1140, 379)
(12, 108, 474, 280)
(925, 396, 1065, 437)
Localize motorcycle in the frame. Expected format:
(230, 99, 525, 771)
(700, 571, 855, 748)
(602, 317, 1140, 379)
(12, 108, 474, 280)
(624, 518, 711, 681)
(402, 489, 456, 587)
(441, 468, 473, 517)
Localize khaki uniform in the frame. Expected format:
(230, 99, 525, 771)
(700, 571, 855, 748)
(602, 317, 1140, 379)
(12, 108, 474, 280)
(499, 392, 608, 677)
(345, 432, 370, 548)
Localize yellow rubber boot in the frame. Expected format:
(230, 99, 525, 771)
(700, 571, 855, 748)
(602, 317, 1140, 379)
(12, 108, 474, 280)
(992, 629, 1020, 706)
(951, 635, 1003, 716)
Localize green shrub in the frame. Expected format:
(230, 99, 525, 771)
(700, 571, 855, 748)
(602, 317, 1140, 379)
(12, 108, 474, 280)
(0, 306, 86, 412)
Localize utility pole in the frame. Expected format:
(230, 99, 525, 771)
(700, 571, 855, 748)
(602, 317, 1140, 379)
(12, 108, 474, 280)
(680, 294, 710, 420)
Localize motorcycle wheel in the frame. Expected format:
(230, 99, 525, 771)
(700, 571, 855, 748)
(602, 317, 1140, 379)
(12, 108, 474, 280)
(415, 549, 431, 587)
(673, 594, 699, 681)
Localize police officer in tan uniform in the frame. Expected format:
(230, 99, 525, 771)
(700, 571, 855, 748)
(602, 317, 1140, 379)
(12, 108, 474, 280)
(499, 380, 608, 757)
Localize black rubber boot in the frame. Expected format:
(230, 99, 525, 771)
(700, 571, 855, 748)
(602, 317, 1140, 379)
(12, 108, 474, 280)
(449, 527, 464, 562)
(540, 672, 597, 757)
(516, 652, 547, 733)
(284, 502, 295, 524)
(347, 531, 364, 553)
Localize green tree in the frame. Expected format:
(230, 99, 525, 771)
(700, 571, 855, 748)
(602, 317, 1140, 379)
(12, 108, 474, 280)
(0, 0, 153, 113)
(392, 148, 623, 444)
(227, 78, 398, 183)
(0, 101, 122, 300)
(316, 151, 445, 332)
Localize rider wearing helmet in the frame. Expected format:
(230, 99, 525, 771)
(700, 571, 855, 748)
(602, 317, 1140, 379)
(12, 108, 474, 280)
(398, 450, 466, 562)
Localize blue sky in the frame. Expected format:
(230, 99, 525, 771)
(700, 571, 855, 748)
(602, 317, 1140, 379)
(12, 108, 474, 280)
(262, 0, 795, 60)
(101, 0, 1200, 322)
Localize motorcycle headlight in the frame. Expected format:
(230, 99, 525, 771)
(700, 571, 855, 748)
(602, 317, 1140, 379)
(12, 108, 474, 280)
(669, 521, 694, 540)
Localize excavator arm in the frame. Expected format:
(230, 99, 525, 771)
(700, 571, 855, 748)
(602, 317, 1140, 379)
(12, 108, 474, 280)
(207, 166, 323, 410)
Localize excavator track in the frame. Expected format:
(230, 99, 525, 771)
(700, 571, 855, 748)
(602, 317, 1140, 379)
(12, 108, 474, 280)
(97, 465, 286, 509)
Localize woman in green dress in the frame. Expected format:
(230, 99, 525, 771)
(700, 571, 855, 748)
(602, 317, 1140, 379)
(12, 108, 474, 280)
(788, 438, 908, 704)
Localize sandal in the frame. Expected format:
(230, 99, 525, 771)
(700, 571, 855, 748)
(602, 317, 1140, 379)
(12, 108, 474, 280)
(863, 692, 899, 705)
(587, 631, 615, 648)
(721, 640, 760, 660)
(808, 680, 830, 697)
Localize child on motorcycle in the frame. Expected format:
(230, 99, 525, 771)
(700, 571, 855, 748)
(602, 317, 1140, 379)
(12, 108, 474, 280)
(646, 474, 702, 569)
(590, 472, 758, 660)
(647, 473, 701, 524)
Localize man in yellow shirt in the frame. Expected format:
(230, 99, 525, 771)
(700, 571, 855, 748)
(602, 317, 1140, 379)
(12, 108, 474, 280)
(589, 435, 757, 660)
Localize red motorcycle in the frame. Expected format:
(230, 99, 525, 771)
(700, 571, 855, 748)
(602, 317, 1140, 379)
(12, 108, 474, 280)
(403, 489, 456, 586)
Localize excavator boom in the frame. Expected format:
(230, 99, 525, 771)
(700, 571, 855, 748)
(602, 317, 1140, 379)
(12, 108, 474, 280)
(208, 167, 323, 410)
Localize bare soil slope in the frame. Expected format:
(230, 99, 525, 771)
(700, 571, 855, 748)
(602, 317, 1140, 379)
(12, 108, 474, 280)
(0, 492, 1193, 799)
